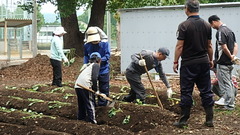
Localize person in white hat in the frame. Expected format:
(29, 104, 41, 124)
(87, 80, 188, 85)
(50, 26, 68, 87)
(81, 26, 111, 106)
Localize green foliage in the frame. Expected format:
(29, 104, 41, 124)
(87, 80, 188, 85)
(108, 107, 123, 117)
(21, 109, 56, 120)
(27, 98, 44, 106)
(167, 97, 180, 106)
(8, 96, 23, 100)
(48, 101, 71, 109)
(63, 93, 75, 99)
(50, 87, 64, 93)
(5, 86, 17, 90)
(122, 115, 131, 124)
(120, 86, 129, 93)
(135, 99, 143, 105)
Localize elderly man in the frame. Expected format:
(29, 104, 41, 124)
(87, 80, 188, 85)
(123, 48, 172, 103)
(173, 0, 214, 128)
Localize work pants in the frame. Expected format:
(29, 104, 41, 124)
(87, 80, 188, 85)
(50, 59, 62, 86)
(97, 73, 110, 106)
(180, 63, 214, 108)
(217, 64, 235, 108)
(75, 88, 97, 124)
(125, 69, 145, 101)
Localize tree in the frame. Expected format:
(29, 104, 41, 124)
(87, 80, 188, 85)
(18, 0, 239, 56)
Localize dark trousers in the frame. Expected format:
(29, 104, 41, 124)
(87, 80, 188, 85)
(98, 73, 110, 106)
(50, 59, 62, 86)
(125, 69, 145, 101)
(75, 88, 97, 124)
(180, 63, 214, 108)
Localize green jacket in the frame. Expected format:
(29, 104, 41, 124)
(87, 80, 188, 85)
(50, 36, 67, 61)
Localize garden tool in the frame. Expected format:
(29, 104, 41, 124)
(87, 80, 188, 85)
(77, 83, 116, 107)
(139, 54, 163, 110)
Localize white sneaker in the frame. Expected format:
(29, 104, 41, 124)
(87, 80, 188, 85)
(215, 97, 225, 105)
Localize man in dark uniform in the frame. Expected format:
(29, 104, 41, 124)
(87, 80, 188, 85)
(123, 48, 173, 103)
(173, 0, 214, 128)
(208, 15, 238, 110)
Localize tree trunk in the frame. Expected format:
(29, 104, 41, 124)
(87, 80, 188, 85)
(61, 13, 85, 57)
(56, 0, 107, 57)
(57, 0, 85, 57)
(88, 0, 107, 29)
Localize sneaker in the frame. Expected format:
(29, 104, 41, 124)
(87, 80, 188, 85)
(223, 105, 234, 111)
(215, 97, 225, 106)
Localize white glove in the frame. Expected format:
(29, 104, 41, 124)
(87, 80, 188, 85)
(232, 56, 240, 65)
(95, 91, 100, 95)
(138, 59, 146, 66)
(167, 88, 173, 98)
(64, 58, 69, 63)
(99, 93, 107, 98)
(80, 64, 87, 72)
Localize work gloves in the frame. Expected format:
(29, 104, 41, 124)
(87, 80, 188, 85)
(167, 88, 173, 98)
(80, 64, 88, 72)
(63, 57, 69, 63)
(96, 91, 107, 99)
(139, 59, 146, 66)
(63, 58, 69, 66)
(232, 56, 240, 65)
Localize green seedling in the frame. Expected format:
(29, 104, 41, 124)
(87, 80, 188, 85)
(5, 86, 17, 90)
(122, 115, 131, 125)
(48, 101, 71, 109)
(0, 107, 15, 113)
(63, 93, 75, 99)
(108, 107, 123, 118)
(27, 98, 44, 106)
(135, 99, 143, 105)
(8, 96, 23, 100)
(21, 109, 56, 120)
(120, 86, 129, 93)
(50, 87, 64, 93)
(167, 98, 180, 106)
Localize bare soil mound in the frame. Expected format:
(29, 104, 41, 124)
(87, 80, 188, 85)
(0, 54, 240, 135)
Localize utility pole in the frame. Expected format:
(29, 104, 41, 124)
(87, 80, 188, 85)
(106, 11, 111, 46)
(32, 0, 38, 57)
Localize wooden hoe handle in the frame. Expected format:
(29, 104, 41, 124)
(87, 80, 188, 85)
(139, 54, 164, 110)
(77, 83, 113, 102)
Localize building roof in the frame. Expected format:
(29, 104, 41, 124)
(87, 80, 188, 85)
(0, 18, 32, 27)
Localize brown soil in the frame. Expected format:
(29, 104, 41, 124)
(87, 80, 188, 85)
(0, 54, 240, 135)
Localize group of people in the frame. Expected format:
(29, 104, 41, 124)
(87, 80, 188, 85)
(49, 0, 238, 128)
(172, 0, 238, 128)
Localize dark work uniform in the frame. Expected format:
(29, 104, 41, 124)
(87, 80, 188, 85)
(74, 63, 100, 124)
(124, 50, 170, 102)
(177, 15, 214, 108)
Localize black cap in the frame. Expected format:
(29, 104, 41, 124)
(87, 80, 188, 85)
(158, 47, 170, 57)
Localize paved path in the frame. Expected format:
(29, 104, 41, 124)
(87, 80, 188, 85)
(0, 50, 50, 69)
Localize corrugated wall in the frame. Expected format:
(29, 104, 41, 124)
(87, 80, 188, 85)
(120, 3, 240, 74)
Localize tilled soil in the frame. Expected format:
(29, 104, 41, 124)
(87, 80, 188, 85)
(0, 54, 240, 135)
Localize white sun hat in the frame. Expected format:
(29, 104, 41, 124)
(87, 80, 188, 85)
(53, 27, 67, 35)
(86, 27, 101, 43)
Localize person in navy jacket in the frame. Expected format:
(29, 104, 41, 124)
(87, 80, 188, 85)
(82, 26, 111, 106)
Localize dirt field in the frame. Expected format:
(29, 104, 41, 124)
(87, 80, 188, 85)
(0, 54, 240, 135)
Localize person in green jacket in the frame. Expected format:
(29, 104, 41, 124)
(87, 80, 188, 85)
(50, 26, 68, 87)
